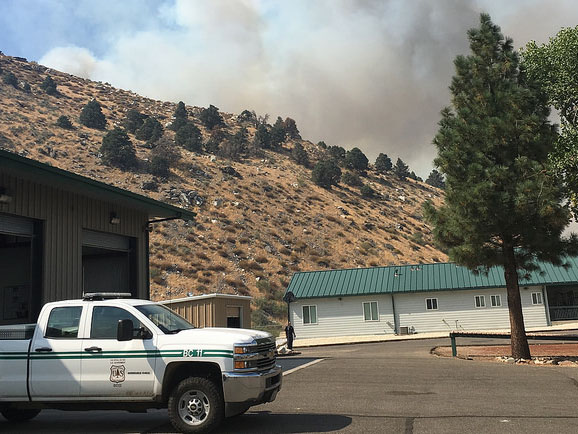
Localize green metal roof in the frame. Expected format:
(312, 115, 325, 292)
(0, 149, 196, 221)
(285, 258, 578, 299)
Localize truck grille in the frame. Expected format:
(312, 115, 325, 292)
(235, 337, 277, 372)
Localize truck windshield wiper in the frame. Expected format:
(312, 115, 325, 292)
(166, 328, 183, 334)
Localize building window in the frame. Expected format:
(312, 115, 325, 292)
(302, 305, 317, 324)
(425, 298, 438, 311)
(532, 292, 543, 305)
(363, 301, 379, 321)
(490, 295, 502, 307)
(474, 295, 486, 308)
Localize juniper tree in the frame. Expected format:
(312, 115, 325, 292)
(424, 14, 578, 359)
(284, 117, 301, 139)
(312, 160, 341, 189)
(270, 117, 287, 149)
(199, 104, 224, 130)
(291, 142, 309, 167)
(375, 153, 392, 173)
(175, 122, 202, 152)
(344, 147, 369, 172)
(80, 99, 106, 130)
(135, 117, 163, 144)
(100, 128, 137, 169)
(124, 109, 147, 134)
(171, 101, 188, 131)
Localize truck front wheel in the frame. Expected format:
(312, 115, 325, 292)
(168, 377, 224, 433)
(1, 407, 41, 423)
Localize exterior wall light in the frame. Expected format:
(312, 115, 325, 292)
(109, 212, 121, 225)
(0, 187, 12, 204)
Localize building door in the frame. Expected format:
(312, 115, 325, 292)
(227, 306, 242, 328)
(82, 230, 136, 295)
(0, 213, 42, 325)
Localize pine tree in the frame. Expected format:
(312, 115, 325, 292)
(170, 101, 188, 131)
(79, 99, 106, 130)
(393, 158, 410, 180)
(100, 128, 137, 169)
(312, 161, 341, 189)
(326, 145, 346, 163)
(270, 117, 287, 149)
(253, 124, 271, 149)
(426, 169, 445, 189)
(375, 153, 392, 173)
(424, 14, 578, 359)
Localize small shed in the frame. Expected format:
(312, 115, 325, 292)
(160, 294, 252, 329)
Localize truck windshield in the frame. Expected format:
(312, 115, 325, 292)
(135, 304, 194, 334)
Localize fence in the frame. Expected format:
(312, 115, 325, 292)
(449, 331, 578, 357)
(550, 306, 578, 321)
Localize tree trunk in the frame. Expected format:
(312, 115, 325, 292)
(503, 243, 531, 359)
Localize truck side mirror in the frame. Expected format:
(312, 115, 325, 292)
(117, 319, 134, 341)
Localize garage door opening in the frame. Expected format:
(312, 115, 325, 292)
(0, 214, 42, 325)
(82, 230, 136, 295)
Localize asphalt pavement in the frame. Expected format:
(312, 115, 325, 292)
(4, 338, 578, 433)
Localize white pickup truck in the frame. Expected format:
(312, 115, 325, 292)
(0, 293, 282, 433)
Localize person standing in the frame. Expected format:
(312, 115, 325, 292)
(284, 322, 296, 351)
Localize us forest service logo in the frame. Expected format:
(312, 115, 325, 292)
(110, 365, 126, 383)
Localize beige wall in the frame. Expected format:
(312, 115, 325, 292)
(0, 170, 149, 304)
(166, 297, 252, 328)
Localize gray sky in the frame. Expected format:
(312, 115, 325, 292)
(2, 0, 578, 177)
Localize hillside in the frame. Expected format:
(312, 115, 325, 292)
(0, 53, 447, 332)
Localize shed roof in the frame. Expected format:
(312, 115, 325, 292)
(285, 258, 578, 300)
(0, 149, 196, 221)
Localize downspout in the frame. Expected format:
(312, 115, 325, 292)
(391, 293, 398, 335)
(543, 285, 551, 326)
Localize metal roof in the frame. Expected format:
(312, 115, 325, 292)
(285, 258, 578, 299)
(0, 149, 196, 221)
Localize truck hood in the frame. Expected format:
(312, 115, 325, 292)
(160, 328, 272, 346)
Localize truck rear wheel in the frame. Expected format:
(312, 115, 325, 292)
(168, 377, 224, 433)
(1, 407, 41, 422)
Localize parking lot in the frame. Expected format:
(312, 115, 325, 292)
(4, 338, 578, 433)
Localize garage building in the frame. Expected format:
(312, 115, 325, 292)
(284, 259, 578, 339)
(0, 149, 196, 326)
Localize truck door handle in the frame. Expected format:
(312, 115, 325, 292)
(35, 347, 52, 352)
(84, 346, 102, 353)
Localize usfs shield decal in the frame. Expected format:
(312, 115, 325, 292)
(110, 365, 126, 383)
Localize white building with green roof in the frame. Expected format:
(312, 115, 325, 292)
(284, 260, 578, 339)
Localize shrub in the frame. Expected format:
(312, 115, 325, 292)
(56, 115, 73, 129)
(80, 99, 106, 129)
(40, 76, 58, 95)
(3, 71, 18, 88)
(360, 184, 376, 198)
(100, 128, 137, 169)
(341, 171, 362, 186)
(291, 142, 309, 166)
(175, 122, 203, 152)
(148, 137, 180, 177)
(312, 160, 341, 189)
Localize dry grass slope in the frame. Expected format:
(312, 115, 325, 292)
(0, 54, 447, 331)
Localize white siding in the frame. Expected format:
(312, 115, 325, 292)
(291, 295, 395, 338)
(291, 286, 549, 338)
